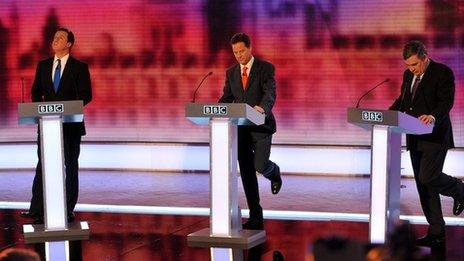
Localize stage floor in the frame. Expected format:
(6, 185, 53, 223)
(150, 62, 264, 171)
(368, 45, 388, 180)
(1, 170, 464, 260)
(0, 170, 459, 216)
(1, 210, 463, 260)
(0, 171, 464, 261)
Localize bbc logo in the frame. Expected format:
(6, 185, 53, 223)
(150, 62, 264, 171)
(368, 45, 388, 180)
(362, 111, 383, 122)
(203, 105, 227, 115)
(38, 104, 64, 114)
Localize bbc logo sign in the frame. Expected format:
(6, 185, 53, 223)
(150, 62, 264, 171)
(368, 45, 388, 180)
(362, 110, 383, 122)
(203, 105, 227, 115)
(38, 104, 64, 114)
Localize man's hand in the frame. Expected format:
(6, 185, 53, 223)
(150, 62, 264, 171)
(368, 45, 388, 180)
(254, 105, 265, 114)
(418, 115, 435, 125)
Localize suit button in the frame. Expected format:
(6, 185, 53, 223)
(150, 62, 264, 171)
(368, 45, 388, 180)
(409, 107, 413, 110)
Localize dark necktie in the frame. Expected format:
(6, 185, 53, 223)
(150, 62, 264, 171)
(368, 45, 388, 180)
(53, 59, 61, 93)
(242, 66, 248, 90)
(411, 76, 421, 99)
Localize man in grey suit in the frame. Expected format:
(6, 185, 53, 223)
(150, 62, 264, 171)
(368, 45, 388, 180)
(219, 33, 282, 230)
(390, 40, 464, 247)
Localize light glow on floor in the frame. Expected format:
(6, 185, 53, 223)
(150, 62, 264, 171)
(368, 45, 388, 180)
(2, 201, 463, 226)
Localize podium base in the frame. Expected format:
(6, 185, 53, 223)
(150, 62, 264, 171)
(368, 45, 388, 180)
(187, 228, 266, 248)
(23, 221, 90, 244)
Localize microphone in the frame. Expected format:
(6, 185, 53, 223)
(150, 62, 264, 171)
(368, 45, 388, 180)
(355, 78, 390, 108)
(191, 71, 213, 103)
(20, 77, 25, 103)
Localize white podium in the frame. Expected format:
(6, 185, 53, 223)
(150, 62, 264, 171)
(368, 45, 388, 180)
(347, 107, 432, 243)
(18, 101, 89, 260)
(185, 103, 266, 249)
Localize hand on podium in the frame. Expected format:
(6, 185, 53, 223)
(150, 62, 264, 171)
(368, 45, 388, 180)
(254, 105, 265, 114)
(418, 114, 435, 125)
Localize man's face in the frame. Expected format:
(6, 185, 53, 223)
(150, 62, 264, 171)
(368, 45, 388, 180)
(52, 30, 71, 54)
(404, 54, 428, 76)
(232, 42, 252, 65)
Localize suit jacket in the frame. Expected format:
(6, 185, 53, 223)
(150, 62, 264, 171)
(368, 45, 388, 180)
(31, 55, 92, 136)
(390, 59, 454, 150)
(218, 58, 276, 134)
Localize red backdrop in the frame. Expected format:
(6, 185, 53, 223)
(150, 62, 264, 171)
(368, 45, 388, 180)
(0, 0, 462, 146)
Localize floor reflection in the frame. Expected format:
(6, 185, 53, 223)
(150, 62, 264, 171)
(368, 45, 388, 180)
(1, 210, 463, 260)
(34, 240, 82, 261)
(209, 245, 285, 261)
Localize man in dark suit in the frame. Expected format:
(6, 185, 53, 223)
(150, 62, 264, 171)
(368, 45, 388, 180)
(219, 33, 282, 230)
(21, 27, 92, 224)
(390, 40, 464, 247)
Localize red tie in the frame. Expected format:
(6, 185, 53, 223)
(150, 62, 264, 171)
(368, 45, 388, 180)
(242, 66, 248, 90)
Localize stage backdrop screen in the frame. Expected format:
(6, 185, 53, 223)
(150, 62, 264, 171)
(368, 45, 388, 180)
(0, 0, 463, 146)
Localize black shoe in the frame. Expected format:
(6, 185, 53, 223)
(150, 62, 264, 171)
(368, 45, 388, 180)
(453, 198, 464, 216)
(271, 166, 282, 195)
(67, 212, 75, 222)
(20, 211, 38, 219)
(416, 233, 446, 248)
(242, 220, 264, 230)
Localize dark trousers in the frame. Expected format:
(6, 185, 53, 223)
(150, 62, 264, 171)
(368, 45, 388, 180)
(410, 149, 464, 235)
(238, 127, 278, 222)
(29, 131, 82, 216)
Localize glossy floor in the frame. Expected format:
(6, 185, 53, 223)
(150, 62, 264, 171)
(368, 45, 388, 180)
(0, 170, 459, 216)
(1, 170, 463, 260)
(1, 210, 464, 260)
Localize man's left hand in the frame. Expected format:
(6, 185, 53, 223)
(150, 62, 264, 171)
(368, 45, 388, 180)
(418, 115, 435, 125)
(254, 105, 265, 114)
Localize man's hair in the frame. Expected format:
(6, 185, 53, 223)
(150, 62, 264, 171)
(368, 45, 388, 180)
(230, 33, 251, 48)
(0, 248, 40, 261)
(403, 40, 427, 60)
(312, 236, 364, 261)
(57, 27, 75, 47)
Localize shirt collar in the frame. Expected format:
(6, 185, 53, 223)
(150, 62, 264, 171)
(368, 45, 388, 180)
(54, 53, 70, 64)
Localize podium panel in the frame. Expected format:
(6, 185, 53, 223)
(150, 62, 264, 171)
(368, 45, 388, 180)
(186, 103, 266, 248)
(18, 101, 89, 260)
(348, 107, 432, 243)
(18, 100, 83, 125)
(347, 107, 433, 134)
(185, 103, 264, 126)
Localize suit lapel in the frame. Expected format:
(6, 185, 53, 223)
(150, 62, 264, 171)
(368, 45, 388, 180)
(246, 60, 258, 91)
(57, 56, 73, 94)
(412, 76, 424, 104)
(45, 59, 54, 92)
(233, 65, 244, 94)
(411, 60, 433, 104)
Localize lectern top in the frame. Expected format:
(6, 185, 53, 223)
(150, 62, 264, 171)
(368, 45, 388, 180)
(18, 100, 84, 125)
(347, 107, 433, 135)
(185, 103, 265, 126)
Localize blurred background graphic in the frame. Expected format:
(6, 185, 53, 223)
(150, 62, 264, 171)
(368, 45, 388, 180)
(0, 0, 462, 146)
